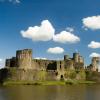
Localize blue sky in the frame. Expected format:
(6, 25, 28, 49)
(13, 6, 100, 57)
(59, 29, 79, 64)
(0, 0, 100, 67)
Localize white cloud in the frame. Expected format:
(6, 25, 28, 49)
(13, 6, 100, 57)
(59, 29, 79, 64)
(21, 20, 80, 44)
(34, 57, 47, 60)
(89, 52, 100, 58)
(47, 47, 64, 54)
(53, 31, 80, 44)
(82, 15, 100, 30)
(88, 41, 100, 49)
(21, 20, 55, 41)
(66, 27, 74, 32)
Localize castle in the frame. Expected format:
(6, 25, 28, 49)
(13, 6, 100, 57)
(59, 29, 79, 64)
(3, 49, 100, 81)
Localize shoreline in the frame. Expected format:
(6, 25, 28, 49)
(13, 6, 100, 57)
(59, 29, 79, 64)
(2, 80, 96, 86)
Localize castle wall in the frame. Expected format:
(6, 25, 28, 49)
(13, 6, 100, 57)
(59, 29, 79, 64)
(0, 68, 86, 83)
(6, 57, 16, 68)
(4, 49, 86, 82)
(74, 62, 84, 70)
(57, 61, 64, 71)
(64, 60, 74, 70)
(0, 68, 58, 82)
(32, 59, 57, 71)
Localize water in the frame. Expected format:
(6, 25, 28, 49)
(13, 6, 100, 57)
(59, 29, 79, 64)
(0, 84, 100, 100)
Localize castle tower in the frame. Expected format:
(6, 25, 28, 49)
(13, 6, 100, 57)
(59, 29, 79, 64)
(78, 56, 84, 63)
(5, 59, 11, 67)
(5, 57, 16, 67)
(73, 53, 79, 63)
(16, 49, 32, 69)
(64, 55, 69, 60)
(92, 57, 100, 71)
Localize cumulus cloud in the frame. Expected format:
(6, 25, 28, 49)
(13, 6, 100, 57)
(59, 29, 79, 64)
(82, 15, 100, 30)
(34, 57, 47, 60)
(21, 20, 55, 41)
(89, 52, 100, 58)
(21, 20, 80, 44)
(53, 31, 80, 44)
(47, 47, 64, 54)
(88, 41, 100, 49)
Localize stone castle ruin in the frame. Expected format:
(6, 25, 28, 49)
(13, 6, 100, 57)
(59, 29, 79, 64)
(5, 49, 85, 81)
(2, 49, 100, 82)
(6, 49, 85, 70)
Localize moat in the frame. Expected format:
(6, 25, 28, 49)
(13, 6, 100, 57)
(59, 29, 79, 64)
(0, 85, 100, 100)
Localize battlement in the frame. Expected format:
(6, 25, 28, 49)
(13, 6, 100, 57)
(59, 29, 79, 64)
(16, 49, 32, 56)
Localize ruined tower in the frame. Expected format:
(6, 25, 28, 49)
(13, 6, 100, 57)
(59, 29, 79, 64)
(63, 55, 74, 70)
(64, 55, 69, 60)
(73, 53, 79, 63)
(6, 57, 16, 67)
(78, 56, 84, 63)
(16, 49, 32, 69)
(91, 57, 100, 71)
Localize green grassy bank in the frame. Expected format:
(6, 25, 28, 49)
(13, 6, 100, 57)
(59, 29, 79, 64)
(2, 80, 96, 86)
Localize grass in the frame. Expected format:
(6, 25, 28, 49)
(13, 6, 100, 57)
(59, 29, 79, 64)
(3, 81, 66, 86)
(2, 80, 96, 86)
(77, 80, 96, 84)
(66, 80, 96, 84)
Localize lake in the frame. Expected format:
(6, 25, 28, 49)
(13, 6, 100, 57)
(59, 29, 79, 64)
(0, 84, 100, 100)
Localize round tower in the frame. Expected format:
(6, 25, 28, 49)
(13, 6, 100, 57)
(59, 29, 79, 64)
(79, 56, 84, 63)
(16, 49, 32, 69)
(92, 57, 100, 71)
(73, 53, 79, 63)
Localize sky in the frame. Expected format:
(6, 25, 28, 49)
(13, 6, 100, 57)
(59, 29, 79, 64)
(0, 0, 100, 68)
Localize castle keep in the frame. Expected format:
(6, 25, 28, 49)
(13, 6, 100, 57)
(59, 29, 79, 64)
(3, 49, 100, 81)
